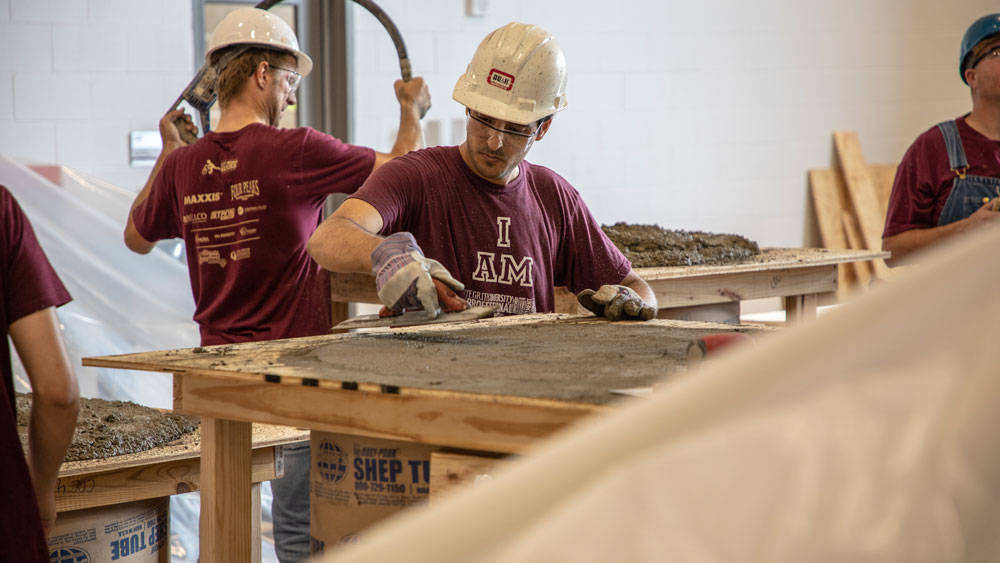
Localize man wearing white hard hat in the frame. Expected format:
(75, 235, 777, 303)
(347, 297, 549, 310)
(883, 14, 1000, 265)
(123, 7, 430, 561)
(308, 22, 656, 322)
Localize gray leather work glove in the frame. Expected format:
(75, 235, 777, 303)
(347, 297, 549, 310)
(577, 284, 656, 321)
(371, 232, 464, 316)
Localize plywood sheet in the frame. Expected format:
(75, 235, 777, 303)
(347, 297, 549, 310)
(330, 248, 889, 307)
(869, 162, 898, 219)
(85, 316, 769, 407)
(833, 131, 890, 278)
(808, 168, 856, 296)
(635, 247, 886, 279)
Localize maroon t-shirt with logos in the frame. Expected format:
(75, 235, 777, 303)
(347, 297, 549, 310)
(0, 185, 70, 561)
(133, 124, 374, 345)
(884, 115, 1000, 238)
(353, 146, 632, 314)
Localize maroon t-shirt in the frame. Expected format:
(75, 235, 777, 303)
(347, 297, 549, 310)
(354, 146, 631, 314)
(884, 116, 1000, 238)
(1, 185, 72, 411)
(133, 124, 375, 345)
(0, 185, 69, 562)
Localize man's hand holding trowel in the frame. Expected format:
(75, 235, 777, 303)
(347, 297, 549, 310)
(371, 232, 470, 319)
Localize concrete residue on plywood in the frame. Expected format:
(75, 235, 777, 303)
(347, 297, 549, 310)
(16, 393, 199, 461)
(302, 319, 764, 405)
(602, 222, 760, 267)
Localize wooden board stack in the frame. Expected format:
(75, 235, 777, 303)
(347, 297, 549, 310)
(809, 131, 896, 299)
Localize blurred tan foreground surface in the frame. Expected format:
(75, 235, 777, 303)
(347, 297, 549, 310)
(325, 225, 1000, 563)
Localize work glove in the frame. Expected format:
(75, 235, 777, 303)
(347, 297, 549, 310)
(577, 285, 656, 321)
(371, 232, 465, 317)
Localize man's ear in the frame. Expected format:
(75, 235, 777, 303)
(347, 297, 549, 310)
(534, 117, 554, 141)
(966, 66, 978, 88)
(254, 61, 270, 89)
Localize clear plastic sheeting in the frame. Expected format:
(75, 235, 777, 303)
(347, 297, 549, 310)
(0, 156, 273, 562)
(0, 156, 197, 405)
(326, 226, 1000, 563)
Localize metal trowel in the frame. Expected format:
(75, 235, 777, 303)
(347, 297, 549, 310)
(334, 306, 496, 330)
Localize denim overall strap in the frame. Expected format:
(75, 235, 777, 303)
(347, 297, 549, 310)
(936, 120, 968, 178)
(935, 120, 1000, 225)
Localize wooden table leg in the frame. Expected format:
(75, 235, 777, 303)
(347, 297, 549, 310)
(200, 416, 253, 562)
(252, 482, 262, 563)
(783, 293, 818, 324)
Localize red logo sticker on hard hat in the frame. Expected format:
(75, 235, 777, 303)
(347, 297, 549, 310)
(487, 68, 515, 91)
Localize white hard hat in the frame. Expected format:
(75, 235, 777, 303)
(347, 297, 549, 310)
(453, 22, 568, 125)
(206, 7, 313, 77)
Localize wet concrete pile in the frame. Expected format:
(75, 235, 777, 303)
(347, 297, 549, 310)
(16, 393, 199, 461)
(602, 222, 760, 267)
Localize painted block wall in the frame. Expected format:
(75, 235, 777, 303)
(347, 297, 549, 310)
(0, 0, 995, 247)
(0, 0, 193, 193)
(349, 0, 995, 246)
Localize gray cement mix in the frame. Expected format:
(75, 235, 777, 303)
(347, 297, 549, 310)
(603, 222, 760, 267)
(286, 320, 763, 405)
(16, 393, 199, 461)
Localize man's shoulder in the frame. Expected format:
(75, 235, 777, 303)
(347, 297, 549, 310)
(523, 160, 576, 194)
(382, 145, 460, 175)
(900, 120, 954, 163)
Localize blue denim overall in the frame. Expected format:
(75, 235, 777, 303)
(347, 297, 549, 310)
(936, 120, 1000, 225)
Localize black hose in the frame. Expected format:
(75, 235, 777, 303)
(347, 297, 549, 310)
(253, 0, 411, 81)
(254, 0, 284, 10)
(349, 0, 412, 81)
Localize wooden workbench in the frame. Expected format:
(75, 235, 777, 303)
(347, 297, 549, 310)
(84, 315, 763, 562)
(54, 423, 306, 563)
(56, 423, 307, 513)
(329, 248, 888, 323)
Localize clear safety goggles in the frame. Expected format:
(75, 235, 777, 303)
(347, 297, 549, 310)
(466, 108, 541, 140)
(269, 63, 302, 90)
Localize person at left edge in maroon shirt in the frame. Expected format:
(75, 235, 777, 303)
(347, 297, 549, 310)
(0, 185, 80, 562)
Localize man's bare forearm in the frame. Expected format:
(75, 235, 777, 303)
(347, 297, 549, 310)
(309, 216, 384, 273)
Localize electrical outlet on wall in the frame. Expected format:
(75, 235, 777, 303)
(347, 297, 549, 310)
(466, 0, 489, 17)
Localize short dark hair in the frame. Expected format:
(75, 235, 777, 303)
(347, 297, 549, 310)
(213, 46, 295, 108)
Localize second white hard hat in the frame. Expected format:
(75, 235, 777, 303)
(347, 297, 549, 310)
(206, 7, 313, 77)
(453, 22, 568, 125)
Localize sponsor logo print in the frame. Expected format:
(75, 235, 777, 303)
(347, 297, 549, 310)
(198, 249, 227, 268)
(182, 212, 208, 224)
(238, 204, 268, 216)
(195, 234, 209, 244)
(183, 192, 221, 205)
(201, 159, 237, 175)
(210, 208, 236, 221)
(230, 179, 260, 201)
(239, 226, 258, 236)
(487, 68, 515, 91)
(230, 248, 251, 261)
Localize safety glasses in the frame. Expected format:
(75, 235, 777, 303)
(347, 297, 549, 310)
(269, 63, 301, 90)
(466, 108, 540, 140)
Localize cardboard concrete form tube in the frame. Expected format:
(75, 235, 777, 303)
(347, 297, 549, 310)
(324, 224, 1000, 562)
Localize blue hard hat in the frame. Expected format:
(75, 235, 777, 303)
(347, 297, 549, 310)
(961, 13, 1000, 84)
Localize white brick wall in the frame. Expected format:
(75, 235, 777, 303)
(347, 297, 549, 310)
(0, 72, 12, 118)
(15, 73, 92, 120)
(11, 0, 86, 23)
(0, 0, 189, 193)
(0, 23, 52, 71)
(0, 0, 994, 248)
(349, 0, 995, 246)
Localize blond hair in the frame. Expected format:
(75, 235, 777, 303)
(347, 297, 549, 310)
(212, 47, 294, 108)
